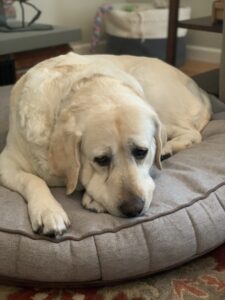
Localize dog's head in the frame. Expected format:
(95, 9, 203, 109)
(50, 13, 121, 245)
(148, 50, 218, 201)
(49, 76, 163, 217)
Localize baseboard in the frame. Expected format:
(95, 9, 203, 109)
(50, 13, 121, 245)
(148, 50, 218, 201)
(70, 41, 107, 54)
(70, 41, 221, 65)
(186, 45, 221, 64)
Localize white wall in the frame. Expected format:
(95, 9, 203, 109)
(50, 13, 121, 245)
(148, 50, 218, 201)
(14, 0, 222, 61)
(14, 0, 122, 42)
(184, 0, 222, 49)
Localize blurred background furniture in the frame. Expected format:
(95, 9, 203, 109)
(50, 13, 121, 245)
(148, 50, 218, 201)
(0, 26, 81, 86)
(0, 0, 53, 32)
(0, 0, 81, 86)
(166, 0, 225, 102)
(212, 0, 225, 22)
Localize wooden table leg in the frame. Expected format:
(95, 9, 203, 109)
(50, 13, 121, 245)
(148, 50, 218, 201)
(166, 0, 180, 65)
(0, 55, 16, 86)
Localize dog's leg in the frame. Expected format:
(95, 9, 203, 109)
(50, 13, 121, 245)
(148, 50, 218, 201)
(0, 150, 70, 236)
(162, 129, 202, 156)
(82, 192, 106, 213)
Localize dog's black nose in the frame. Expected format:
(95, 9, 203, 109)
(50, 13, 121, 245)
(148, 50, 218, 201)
(120, 198, 144, 217)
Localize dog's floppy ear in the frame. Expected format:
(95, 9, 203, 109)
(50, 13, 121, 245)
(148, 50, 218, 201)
(48, 110, 81, 195)
(152, 114, 166, 169)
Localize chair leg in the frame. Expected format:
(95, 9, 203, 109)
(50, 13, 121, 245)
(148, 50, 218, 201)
(0, 55, 16, 86)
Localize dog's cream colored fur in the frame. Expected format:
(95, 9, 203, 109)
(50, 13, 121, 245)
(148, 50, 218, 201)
(0, 53, 211, 236)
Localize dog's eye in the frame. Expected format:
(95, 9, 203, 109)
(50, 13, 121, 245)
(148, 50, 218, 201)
(94, 155, 111, 167)
(132, 148, 148, 160)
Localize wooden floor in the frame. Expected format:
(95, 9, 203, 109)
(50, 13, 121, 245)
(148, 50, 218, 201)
(180, 60, 219, 77)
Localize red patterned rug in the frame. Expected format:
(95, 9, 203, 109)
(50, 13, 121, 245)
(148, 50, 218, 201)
(1, 243, 225, 300)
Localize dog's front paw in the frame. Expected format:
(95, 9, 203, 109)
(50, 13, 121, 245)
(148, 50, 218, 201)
(28, 200, 70, 237)
(82, 193, 106, 213)
(161, 143, 172, 161)
(161, 153, 172, 161)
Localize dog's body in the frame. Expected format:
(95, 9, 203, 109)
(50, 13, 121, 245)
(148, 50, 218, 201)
(0, 53, 211, 236)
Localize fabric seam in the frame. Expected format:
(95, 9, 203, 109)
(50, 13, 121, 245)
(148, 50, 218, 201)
(0, 181, 224, 243)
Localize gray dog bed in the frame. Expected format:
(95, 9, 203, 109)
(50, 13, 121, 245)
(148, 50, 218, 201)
(0, 85, 225, 287)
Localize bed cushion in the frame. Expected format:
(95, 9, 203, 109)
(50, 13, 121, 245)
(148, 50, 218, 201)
(0, 86, 225, 287)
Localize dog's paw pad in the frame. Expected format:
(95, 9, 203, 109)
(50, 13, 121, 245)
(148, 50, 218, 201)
(162, 142, 173, 157)
(82, 193, 106, 213)
(161, 153, 172, 161)
(44, 228, 67, 238)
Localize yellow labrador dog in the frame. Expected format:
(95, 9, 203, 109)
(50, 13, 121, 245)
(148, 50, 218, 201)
(0, 53, 211, 236)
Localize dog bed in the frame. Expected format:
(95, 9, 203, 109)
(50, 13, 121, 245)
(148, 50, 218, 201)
(0, 85, 225, 287)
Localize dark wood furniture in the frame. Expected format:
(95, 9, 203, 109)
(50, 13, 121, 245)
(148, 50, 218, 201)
(0, 26, 81, 86)
(166, 0, 225, 102)
(212, 0, 225, 22)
